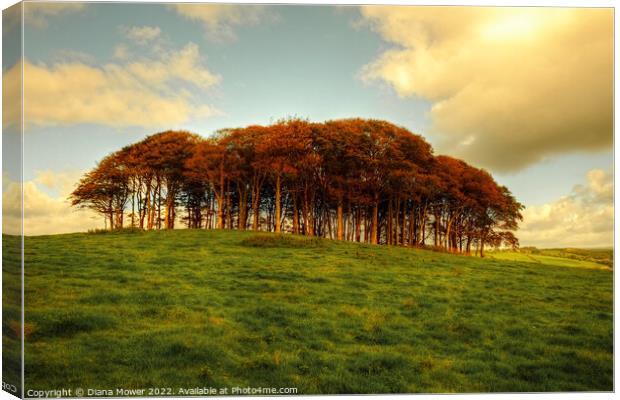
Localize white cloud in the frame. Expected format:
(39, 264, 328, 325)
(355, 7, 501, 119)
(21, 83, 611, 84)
(3, 171, 103, 236)
(123, 25, 162, 44)
(113, 44, 129, 60)
(34, 169, 82, 195)
(172, 4, 269, 41)
(4, 42, 221, 129)
(24, 3, 85, 29)
(359, 7, 613, 172)
(518, 168, 613, 248)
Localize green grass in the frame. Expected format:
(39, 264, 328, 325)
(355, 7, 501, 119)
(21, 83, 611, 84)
(533, 248, 613, 268)
(9, 230, 613, 393)
(487, 251, 612, 270)
(3, 234, 22, 396)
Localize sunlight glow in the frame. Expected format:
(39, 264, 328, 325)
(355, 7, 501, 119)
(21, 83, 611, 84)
(480, 12, 542, 41)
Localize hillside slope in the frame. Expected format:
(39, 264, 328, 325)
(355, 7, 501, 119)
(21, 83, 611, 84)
(5, 230, 613, 393)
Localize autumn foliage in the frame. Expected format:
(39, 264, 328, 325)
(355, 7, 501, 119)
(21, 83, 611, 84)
(70, 118, 523, 256)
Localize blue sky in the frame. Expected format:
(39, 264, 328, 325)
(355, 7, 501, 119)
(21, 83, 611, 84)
(18, 5, 431, 173)
(2, 3, 613, 246)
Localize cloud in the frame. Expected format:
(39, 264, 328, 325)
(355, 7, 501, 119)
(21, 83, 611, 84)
(24, 3, 85, 29)
(4, 42, 221, 129)
(33, 169, 82, 195)
(122, 25, 162, 44)
(53, 49, 96, 64)
(113, 44, 129, 60)
(359, 7, 613, 172)
(3, 170, 103, 236)
(518, 168, 613, 248)
(172, 4, 269, 41)
(2, 61, 21, 129)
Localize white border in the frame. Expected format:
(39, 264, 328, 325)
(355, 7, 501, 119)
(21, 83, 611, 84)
(0, 1, 616, 400)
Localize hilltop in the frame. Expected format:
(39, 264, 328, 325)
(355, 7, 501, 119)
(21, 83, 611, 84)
(4, 230, 612, 393)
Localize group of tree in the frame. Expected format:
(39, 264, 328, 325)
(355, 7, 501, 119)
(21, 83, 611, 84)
(70, 118, 523, 256)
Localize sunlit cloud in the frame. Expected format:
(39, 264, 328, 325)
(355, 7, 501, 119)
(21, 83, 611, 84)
(122, 25, 162, 44)
(518, 168, 613, 248)
(3, 170, 103, 236)
(24, 2, 85, 29)
(2, 61, 21, 129)
(4, 41, 221, 129)
(171, 4, 271, 42)
(113, 44, 129, 60)
(359, 7, 613, 172)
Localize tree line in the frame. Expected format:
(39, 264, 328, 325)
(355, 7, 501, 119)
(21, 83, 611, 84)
(70, 118, 523, 256)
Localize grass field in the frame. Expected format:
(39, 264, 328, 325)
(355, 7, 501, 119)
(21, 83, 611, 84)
(487, 250, 612, 271)
(2, 234, 22, 396)
(489, 247, 613, 269)
(3, 230, 613, 393)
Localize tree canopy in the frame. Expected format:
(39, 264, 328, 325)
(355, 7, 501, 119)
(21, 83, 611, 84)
(70, 118, 523, 256)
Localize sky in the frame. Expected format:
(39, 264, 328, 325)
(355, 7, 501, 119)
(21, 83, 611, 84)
(1, 2, 614, 247)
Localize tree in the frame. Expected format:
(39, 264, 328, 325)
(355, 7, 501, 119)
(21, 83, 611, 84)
(71, 118, 523, 255)
(185, 136, 228, 229)
(70, 152, 130, 230)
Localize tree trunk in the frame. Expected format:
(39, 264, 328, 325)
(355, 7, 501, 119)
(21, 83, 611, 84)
(252, 186, 261, 231)
(434, 212, 440, 246)
(148, 182, 159, 230)
(140, 180, 151, 229)
(275, 175, 282, 233)
(421, 216, 427, 246)
(205, 196, 212, 229)
(216, 194, 224, 229)
(364, 211, 369, 243)
(387, 199, 393, 245)
(445, 214, 453, 251)
(131, 182, 135, 228)
(370, 199, 379, 245)
(292, 196, 299, 234)
(394, 198, 400, 245)
(302, 197, 310, 236)
(238, 187, 248, 230)
(346, 203, 352, 241)
(326, 209, 333, 239)
(226, 187, 232, 229)
(164, 189, 175, 230)
(409, 207, 415, 246)
(108, 209, 114, 231)
(157, 183, 162, 230)
(336, 198, 344, 240)
(355, 208, 361, 242)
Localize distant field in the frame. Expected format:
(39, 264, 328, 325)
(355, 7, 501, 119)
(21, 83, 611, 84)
(543, 248, 613, 266)
(487, 250, 612, 270)
(4, 230, 613, 393)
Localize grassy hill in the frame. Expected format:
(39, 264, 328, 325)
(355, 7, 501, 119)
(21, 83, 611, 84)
(3, 230, 613, 393)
